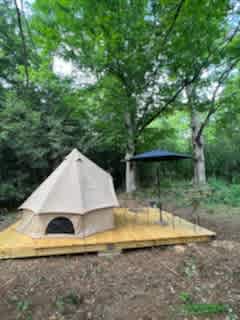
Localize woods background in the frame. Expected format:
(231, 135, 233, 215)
(0, 0, 240, 206)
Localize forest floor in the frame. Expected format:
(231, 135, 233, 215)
(0, 190, 240, 320)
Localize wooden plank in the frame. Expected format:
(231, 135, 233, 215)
(0, 208, 215, 259)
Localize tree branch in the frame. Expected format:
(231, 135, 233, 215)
(162, 0, 186, 45)
(139, 0, 186, 93)
(142, 14, 240, 98)
(137, 81, 185, 136)
(14, 0, 29, 87)
(196, 58, 240, 142)
(137, 62, 206, 136)
(137, 16, 240, 138)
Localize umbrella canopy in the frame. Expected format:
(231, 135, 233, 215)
(128, 149, 192, 162)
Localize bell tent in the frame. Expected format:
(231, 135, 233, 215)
(17, 148, 119, 238)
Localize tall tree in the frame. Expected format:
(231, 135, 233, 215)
(31, 0, 237, 191)
(165, 0, 240, 184)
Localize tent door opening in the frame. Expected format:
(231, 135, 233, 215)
(46, 217, 75, 234)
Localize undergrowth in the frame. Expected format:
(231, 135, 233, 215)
(134, 177, 240, 211)
(206, 178, 240, 207)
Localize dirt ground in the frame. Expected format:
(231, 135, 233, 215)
(0, 198, 240, 320)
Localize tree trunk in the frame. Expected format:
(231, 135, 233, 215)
(191, 106, 207, 185)
(125, 151, 136, 193)
(124, 111, 137, 193)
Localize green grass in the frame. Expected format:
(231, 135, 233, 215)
(178, 292, 237, 318)
(183, 303, 229, 315)
(8, 296, 32, 320)
(55, 291, 82, 315)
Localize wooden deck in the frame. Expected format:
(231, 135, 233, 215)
(0, 208, 215, 259)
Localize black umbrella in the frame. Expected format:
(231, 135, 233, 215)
(128, 149, 191, 162)
(128, 149, 192, 224)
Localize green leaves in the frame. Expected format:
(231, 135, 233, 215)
(1, 0, 240, 196)
(0, 84, 87, 203)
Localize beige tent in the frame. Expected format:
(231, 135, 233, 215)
(17, 149, 119, 238)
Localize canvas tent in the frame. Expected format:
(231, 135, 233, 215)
(17, 149, 119, 238)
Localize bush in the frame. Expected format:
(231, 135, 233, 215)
(207, 178, 240, 207)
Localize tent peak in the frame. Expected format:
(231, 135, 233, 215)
(66, 148, 82, 161)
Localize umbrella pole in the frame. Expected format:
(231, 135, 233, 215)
(157, 167, 164, 224)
